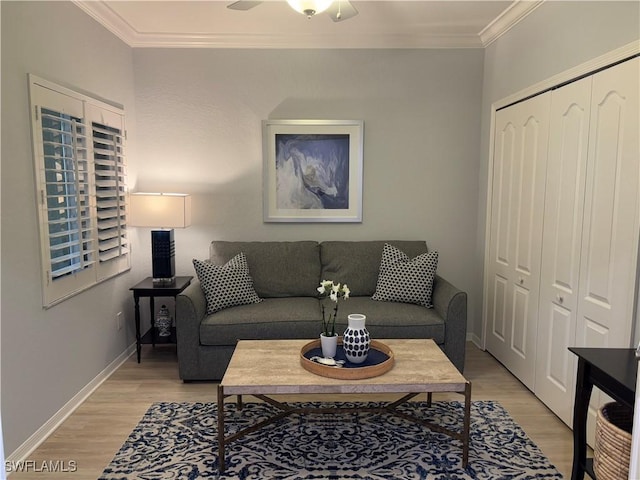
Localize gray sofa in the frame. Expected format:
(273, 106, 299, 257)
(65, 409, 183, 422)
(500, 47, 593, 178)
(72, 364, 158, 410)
(176, 240, 467, 380)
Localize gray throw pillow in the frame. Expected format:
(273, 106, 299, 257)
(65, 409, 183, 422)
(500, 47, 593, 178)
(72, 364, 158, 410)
(193, 253, 262, 314)
(372, 243, 438, 308)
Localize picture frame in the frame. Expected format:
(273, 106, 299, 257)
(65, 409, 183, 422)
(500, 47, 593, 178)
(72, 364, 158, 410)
(263, 119, 364, 223)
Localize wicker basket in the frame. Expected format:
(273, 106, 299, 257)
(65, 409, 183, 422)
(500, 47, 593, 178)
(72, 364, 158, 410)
(594, 402, 633, 480)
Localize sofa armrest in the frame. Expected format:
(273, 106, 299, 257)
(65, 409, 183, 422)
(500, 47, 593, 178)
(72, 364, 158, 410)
(176, 280, 207, 377)
(432, 275, 467, 372)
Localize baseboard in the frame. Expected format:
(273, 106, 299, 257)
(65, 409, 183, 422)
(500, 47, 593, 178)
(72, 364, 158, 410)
(5, 344, 136, 468)
(467, 332, 484, 350)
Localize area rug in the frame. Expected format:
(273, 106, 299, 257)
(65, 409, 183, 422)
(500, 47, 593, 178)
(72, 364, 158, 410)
(99, 400, 563, 480)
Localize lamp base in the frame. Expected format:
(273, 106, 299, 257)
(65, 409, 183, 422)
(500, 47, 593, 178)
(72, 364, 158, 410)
(152, 277, 176, 286)
(151, 230, 176, 283)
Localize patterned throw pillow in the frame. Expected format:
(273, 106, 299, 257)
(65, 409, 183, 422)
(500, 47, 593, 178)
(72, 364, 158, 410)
(372, 243, 438, 308)
(193, 253, 262, 315)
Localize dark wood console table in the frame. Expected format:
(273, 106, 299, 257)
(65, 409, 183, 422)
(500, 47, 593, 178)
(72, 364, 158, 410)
(130, 276, 193, 363)
(569, 347, 637, 480)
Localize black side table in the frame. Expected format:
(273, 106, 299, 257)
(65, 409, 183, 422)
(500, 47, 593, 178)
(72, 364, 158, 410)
(568, 347, 637, 480)
(130, 276, 193, 363)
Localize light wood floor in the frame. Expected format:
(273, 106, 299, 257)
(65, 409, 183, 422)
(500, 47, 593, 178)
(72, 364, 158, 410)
(9, 342, 574, 479)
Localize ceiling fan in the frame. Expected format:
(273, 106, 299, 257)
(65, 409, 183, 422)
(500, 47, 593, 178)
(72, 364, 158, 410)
(227, 0, 359, 22)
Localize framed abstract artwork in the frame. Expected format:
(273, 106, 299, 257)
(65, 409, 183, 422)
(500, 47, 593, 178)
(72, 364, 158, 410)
(262, 119, 364, 223)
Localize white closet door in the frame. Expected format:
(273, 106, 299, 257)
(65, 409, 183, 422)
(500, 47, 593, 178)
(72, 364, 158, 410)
(576, 57, 640, 440)
(535, 76, 592, 427)
(486, 92, 551, 390)
(576, 57, 639, 350)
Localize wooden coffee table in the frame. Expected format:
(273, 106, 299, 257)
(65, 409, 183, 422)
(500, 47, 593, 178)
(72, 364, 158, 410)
(217, 338, 471, 472)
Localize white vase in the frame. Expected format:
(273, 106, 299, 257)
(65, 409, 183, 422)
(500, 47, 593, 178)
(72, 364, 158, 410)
(320, 333, 338, 358)
(156, 304, 172, 337)
(343, 314, 370, 364)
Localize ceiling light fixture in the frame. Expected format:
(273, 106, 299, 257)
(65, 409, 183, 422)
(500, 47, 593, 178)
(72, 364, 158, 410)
(286, 0, 333, 18)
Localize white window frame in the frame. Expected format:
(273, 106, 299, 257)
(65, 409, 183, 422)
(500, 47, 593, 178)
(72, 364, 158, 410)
(29, 75, 130, 307)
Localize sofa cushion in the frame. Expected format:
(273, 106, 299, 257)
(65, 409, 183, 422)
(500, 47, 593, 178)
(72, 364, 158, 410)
(320, 241, 429, 296)
(210, 241, 320, 298)
(200, 297, 323, 346)
(193, 255, 262, 314)
(372, 243, 438, 308)
(321, 296, 445, 344)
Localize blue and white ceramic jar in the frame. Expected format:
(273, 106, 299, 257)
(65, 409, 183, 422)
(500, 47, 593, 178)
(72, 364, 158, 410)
(156, 304, 172, 337)
(343, 314, 370, 364)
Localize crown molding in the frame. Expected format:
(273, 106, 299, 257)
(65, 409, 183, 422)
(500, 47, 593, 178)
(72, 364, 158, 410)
(72, 0, 138, 46)
(73, 0, 538, 49)
(479, 0, 544, 47)
(123, 32, 484, 49)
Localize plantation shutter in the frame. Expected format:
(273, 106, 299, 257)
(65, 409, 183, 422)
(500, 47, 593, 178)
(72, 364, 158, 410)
(40, 108, 94, 278)
(30, 76, 130, 307)
(30, 83, 97, 305)
(88, 103, 130, 279)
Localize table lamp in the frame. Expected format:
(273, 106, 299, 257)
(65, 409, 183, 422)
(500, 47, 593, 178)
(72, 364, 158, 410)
(129, 192, 192, 285)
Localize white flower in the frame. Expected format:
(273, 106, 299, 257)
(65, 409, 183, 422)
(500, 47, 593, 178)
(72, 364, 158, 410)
(317, 279, 351, 337)
(317, 280, 333, 294)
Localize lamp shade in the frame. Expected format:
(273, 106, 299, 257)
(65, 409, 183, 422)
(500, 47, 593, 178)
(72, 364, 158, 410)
(129, 193, 192, 229)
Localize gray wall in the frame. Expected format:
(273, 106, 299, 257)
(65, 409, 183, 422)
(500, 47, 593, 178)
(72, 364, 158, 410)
(131, 48, 485, 327)
(1, 1, 137, 455)
(475, 1, 640, 340)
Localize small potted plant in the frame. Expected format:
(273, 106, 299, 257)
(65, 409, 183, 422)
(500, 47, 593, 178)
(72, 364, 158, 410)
(317, 280, 350, 358)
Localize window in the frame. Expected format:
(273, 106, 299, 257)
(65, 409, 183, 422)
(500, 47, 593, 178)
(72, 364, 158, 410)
(29, 75, 130, 307)
(89, 105, 129, 280)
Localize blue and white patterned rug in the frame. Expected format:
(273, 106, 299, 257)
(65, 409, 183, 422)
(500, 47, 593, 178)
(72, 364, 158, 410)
(99, 400, 564, 479)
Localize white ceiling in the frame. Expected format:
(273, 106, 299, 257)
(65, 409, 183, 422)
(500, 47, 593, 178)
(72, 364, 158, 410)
(74, 0, 543, 49)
